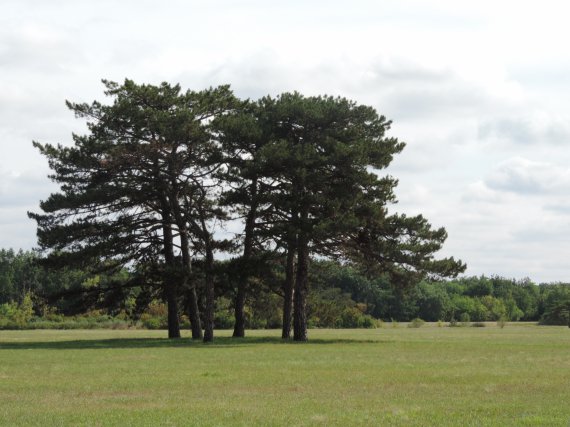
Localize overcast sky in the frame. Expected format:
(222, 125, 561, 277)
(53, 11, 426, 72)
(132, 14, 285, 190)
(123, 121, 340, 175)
(2, 0, 570, 282)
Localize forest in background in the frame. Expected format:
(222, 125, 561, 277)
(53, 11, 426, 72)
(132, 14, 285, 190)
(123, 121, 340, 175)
(1, 248, 569, 330)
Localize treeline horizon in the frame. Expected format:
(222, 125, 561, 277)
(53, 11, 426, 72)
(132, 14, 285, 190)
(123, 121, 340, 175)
(1, 248, 569, 329)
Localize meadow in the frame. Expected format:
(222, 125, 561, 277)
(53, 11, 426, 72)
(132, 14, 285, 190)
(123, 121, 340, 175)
(1, 324, 569, 426)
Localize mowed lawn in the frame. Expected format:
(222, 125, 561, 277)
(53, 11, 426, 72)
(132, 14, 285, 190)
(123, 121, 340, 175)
(1, 325, 569, 426)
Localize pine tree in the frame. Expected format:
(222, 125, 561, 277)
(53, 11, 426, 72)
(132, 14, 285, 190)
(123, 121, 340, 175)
(29, 79, 238, 339)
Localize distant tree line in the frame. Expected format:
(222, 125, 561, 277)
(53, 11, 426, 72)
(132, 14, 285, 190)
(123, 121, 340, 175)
(1, 249, 569, 329)
(25, 79, 467, 341)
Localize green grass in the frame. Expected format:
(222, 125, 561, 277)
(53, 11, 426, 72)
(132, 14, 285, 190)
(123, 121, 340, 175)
(1, 324, 569, 426)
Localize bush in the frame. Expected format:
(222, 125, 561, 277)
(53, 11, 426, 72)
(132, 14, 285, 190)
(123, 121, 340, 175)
(497, 317, 507, 329)
(359, 315, 378, 328)
(142, 317, 166, 330)
(539, 301, 570, 326)
(0, 293, 34, 327)
(139, 301, 167, 330)
(0, 316, 132, 330)
(214, 310, 235, 329)
(407, 318, 425, 328)
(471, 322, 486, 327)
(334, 308, 377, 328)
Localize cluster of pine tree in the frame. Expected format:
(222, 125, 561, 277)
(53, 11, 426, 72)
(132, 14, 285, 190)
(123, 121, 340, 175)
(28, 80, 465, 341)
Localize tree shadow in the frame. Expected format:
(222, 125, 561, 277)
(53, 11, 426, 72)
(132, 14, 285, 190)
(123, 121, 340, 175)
(0, 335, 384, 350)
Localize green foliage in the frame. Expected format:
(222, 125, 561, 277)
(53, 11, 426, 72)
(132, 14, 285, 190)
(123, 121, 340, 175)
(0, 292, 35, 328)
(141, 318, 165, 330)
(479, 295, 507, 320)
(27, 79, 469, 341)
(539, 284, 570, 325)
(335, 308, 377, 328)
(408, 318, 425, 328)
(12, 293, 34, 327)
(416, 281, 452, 321)
(139, 301, 168, 330)
(497, 317, 507, 329)
(459, 312, 471, 326)
(3, 244, 569, 331)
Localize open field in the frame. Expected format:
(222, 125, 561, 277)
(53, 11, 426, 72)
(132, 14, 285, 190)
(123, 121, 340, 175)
(1, 324, 569, 426)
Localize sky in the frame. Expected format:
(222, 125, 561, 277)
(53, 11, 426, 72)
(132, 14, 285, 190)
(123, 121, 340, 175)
(2, 0, 570, 282)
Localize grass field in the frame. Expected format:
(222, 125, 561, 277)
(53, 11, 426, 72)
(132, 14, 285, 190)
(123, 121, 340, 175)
(1, 324, 569, 426)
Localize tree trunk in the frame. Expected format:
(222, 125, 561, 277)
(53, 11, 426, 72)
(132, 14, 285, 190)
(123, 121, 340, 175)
(233, 222, 256, 337)
(179, 231, 202, 340)
(281, 241, 296, 339)
(233, 279, 247, 337)
(233, 182, 258, 338)
(168, 182, 203, 340)
(203, 242, 215, 342)
(293, 232, 309, 341)
(187, 285, 203, 339)
(165, 281, 181, 339)
(161, 216, 181, 339)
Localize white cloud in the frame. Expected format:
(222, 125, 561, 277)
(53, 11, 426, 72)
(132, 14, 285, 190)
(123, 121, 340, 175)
(485, 157, 570, 195)
(0, 169, 57, 249)
(2, 0, 570, 281)
(479, 112, 570, 146)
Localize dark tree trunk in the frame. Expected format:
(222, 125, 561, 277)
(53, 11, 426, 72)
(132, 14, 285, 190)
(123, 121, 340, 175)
(165, 281, 181, 339)
(293, 232, 309, 341)
(187, 285, 203, 339)
(161, 215, 181, 339)
(233, 192, 257, 338)
(233, 281, 247, 338)
(281, 241, 296, 339)
(179, 231, 202, 340)
(203, 242, 215, 342)
(169, 180, 203, 340)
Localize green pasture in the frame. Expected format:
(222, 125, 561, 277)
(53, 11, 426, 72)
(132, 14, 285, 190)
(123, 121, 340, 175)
(1, 324, 569, 426)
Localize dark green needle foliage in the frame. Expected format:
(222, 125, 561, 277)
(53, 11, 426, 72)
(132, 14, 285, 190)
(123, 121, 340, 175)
(29, 79, 239, 340)
(29, 80, 464, 341)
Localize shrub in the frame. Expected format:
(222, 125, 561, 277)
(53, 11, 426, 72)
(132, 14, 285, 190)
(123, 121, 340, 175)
(142, 317, 165, 330)
(497, 316, 507, 329)
(471, 322, 486, 327)
(140, 300, 167, 330)
(110, 321, 130, 330)
(246, 316, 267, 330)
(0, 293, 34, 327)
(0, 302, 19, 320)
(407, 318, 425, 328)
(358, 315, 378, 329)
(336, 308, 362, 328)
(459, 312, 471, 326)
(214, 310, 235, 329)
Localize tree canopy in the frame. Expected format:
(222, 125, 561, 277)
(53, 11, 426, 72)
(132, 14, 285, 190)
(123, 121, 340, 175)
(29, 79, 465, 341)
